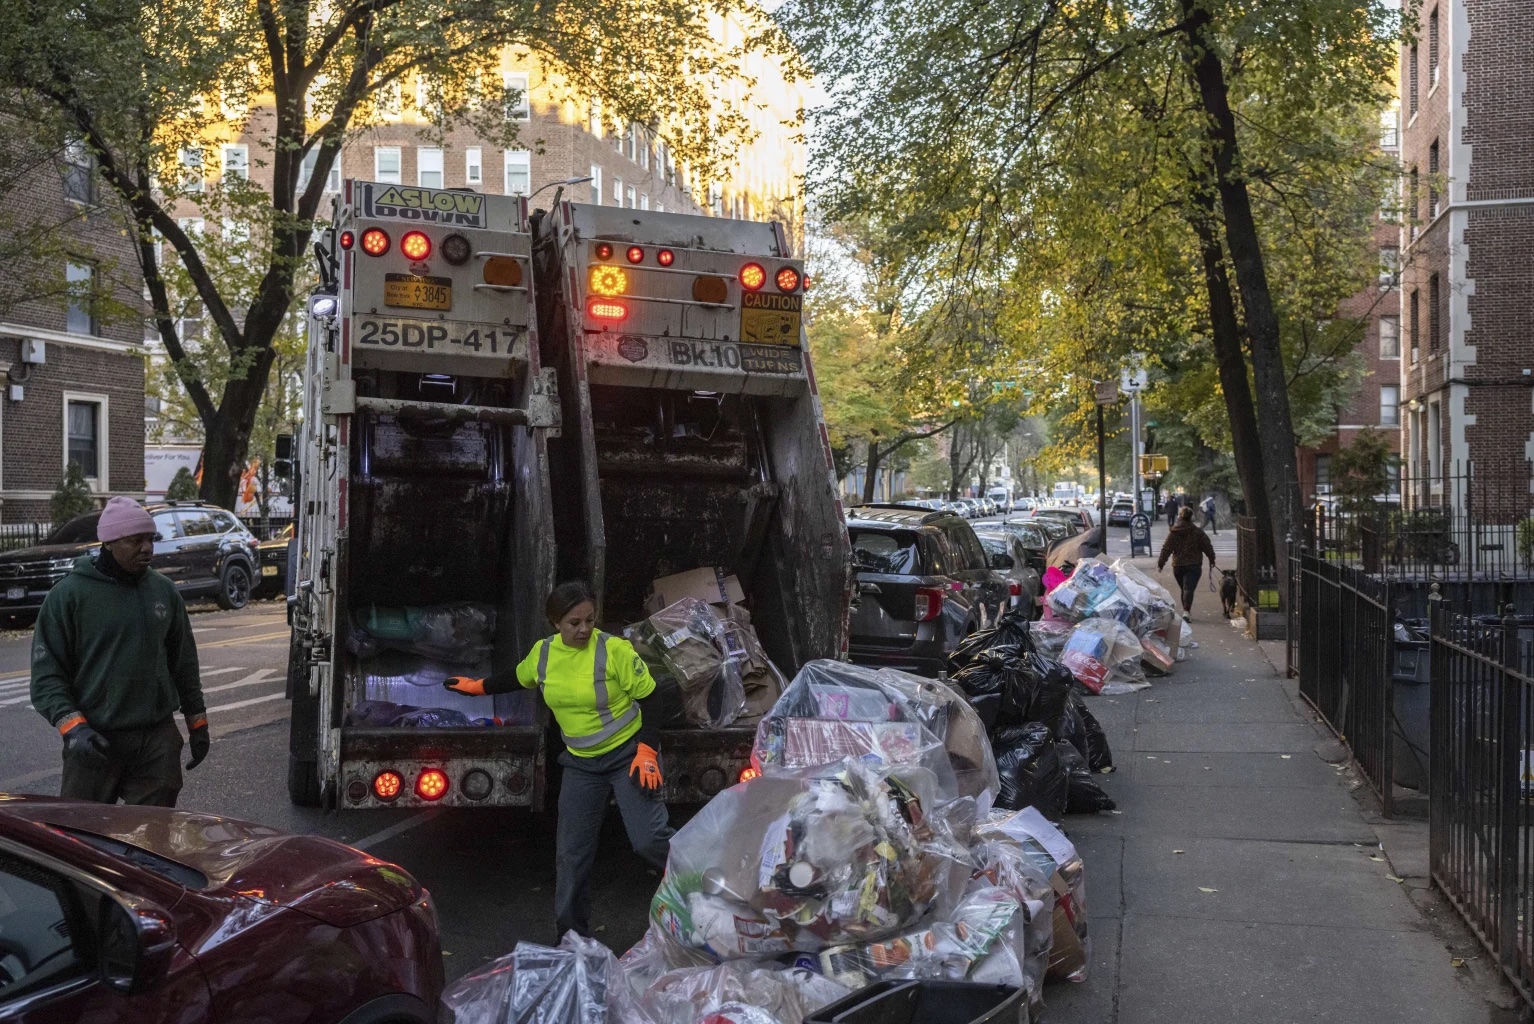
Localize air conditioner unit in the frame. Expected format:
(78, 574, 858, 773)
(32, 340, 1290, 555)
(8, 385, 23, 402)
(19, 339, 45, 365)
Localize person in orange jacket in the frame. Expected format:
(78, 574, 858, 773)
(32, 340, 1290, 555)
(444, 580, 671, 937)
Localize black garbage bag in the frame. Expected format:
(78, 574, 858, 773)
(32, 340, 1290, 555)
(947, 610, 1037, 671)
(1057, 741, 1116, 813)
(1017, 657, 1074, 736)
(952, 651, 1039, 736)
(1058, 693, 1115, 773)
(993, 721, 1068, 820)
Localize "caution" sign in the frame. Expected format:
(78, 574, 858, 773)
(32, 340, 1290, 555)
(740, 291, 802, 346)
(362, 184, 488, 227)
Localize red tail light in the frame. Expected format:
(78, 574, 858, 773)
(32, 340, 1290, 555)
(739, 263, 766, 291)
(595, 243, 614, 260)
(415, 768, 449, 801)
(657, 249, 675, 266)
(1009, 581, 1022, 597)
(373, 770, 403, 801)
(338, 230, 355, 250)
(587, 298, 629, 322)
(360, 228, 390, 256)
(400, 230, 431, 261)
(738, 767, 762, 783)
(775, 266, 801, 292)
(626, 246, 645, 264)
(914, 586, 945, 622)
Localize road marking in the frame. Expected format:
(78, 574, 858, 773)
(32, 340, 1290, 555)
(351, 810, 440, 851)
(199, 630, 290, 650)
(199, 667, 246, 680)
(0, 666, 250, 707)
(202, 669, 276, 695)
(0, 693, 33, 707)
(204, 692, 285, 714)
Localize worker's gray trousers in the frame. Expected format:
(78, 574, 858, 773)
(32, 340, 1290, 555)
(554, 739, 673, 938)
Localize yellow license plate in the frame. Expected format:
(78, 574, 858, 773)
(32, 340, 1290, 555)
(384, 274, 452, 311)
(261, 565, 279, 576)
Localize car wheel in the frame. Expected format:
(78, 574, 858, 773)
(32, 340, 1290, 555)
(217, 561, 251, 610)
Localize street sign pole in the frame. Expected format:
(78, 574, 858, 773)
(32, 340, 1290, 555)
(1094, 379, 1116, 554)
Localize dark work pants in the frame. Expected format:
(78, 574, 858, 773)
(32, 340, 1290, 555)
(1173, 565, 1202, 614)
(1203, 511, 1218, 534)
(554, 739, 673, 938)
(60, 719, 184, 807)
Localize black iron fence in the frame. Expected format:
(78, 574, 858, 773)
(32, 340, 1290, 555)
(1235, 515, 1279, 611)
(1294, 549, 1397, 815)
(1430, 603, 1534, 1004)
(0, 523, 54, 553)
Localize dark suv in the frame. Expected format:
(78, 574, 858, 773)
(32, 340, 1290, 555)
(846, 505, 1013, 676)
(0, 501, 260, 617)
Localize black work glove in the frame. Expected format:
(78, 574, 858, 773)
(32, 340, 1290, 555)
(62, 722, 111, 771)
(186, 723, 210, 770)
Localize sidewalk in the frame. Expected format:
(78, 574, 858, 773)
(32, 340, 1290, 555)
(1044, 544, 1509, 1024)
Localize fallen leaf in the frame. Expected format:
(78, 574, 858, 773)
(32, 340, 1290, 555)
(1450, 958, 1466, 969)
(444, 951, 453, 956)
(1387, 875, 1405, 883)
(1173, 849, 1185, 854)
(1280, 755, 1292, 759)
(1369, 855, 1385, 862)
(1198, 887, 1218, 893)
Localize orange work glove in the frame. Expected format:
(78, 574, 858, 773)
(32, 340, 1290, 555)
(443, 677, 487, 696)
(629, 743, 663, 791)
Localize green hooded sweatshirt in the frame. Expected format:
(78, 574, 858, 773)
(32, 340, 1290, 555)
(30, 555, 204, 731)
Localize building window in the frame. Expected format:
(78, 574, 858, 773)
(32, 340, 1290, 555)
(1409, 289, 1420, 363)
(222, 144, 248, 181)
(639, 129, 649, 170)
(503, 73, 530, 121)
(1378, 108, 1398, 150)
(62, 139, 94, 204)
(613, 177, 623, 205)
(1428, 273, 1441, 351)
(465, 147, 482, 186)
(1428, 7, 1439, 87)
(1379, 246, 1399, 288)
(1408, 167, 1418, 228)
(417, 147, 443, 189)
(503, 150, 531, 196)
(65, 261, 96, 336)
(590, 165, 602, 205)
(296, 149, 340, 195)
(178, 301, 203, 344)
(655, 202, 664, 214)
(639, 192, 649, 211)
(180, 147, 204, 193)
(1385, 463, 1401, 496)
(625, 123, 637, 162)
(625, 184, 636, 209)
(65, 397, 104, 484)
(1427, 401, 1441, 478)
(374, 146, 401, 184)
(1380, 385, 1400, 426)
(377, 80, 402, 119)
(1409, 42, 1419, 115)
(1314, 454, 1332, 493)
(588, 97, 603, 138)
(1427, 140, 1440, 219)
(1379, 315, 1400, 359)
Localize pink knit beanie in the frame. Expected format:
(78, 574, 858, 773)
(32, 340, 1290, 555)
(96, 497, 157, 542)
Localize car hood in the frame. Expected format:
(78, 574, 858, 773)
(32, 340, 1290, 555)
(12, 799, 421, 927)
(0, 542, 94, 563)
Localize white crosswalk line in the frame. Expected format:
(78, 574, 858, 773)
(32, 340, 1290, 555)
(205, 692, 285, 714)
(0, 667, 250, 709)
(0, 693, 31, 707)
(202, 669, 276, 695)
(198, 667, 246, 680)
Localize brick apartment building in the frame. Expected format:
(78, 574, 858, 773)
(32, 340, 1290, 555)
(1399, 0, 1534, 506)
(0, 139, 146, 523)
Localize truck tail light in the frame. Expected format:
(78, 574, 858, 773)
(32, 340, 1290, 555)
(360, 228, 390, 256)
(657, 249, 675, 266)
(738, 767, 762, 783)
(339, 230, 355, 250)
(587, 298, 628, 321)
(373, 770, 403, 800)
(626, 245, 645, 264)
(400, 230, 431, 261)
(415, 768, 449, 801)
(914, 586, 946, 622)
(589, 265, 627, 296)
(739, 262, 765, 291)
(461, 769, 493, 801)
(441, 233, 472, 265)
(595, 243, 614, 260)
(775, 266, 800, 292)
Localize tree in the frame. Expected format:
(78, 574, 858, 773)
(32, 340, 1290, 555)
(165, 467, 200, 501)
(1, 0, 790, 507)
(1330, 429, 1395, 513)
(51, 463, 97, 524)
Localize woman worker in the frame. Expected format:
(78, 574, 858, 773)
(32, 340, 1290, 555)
(443, 581, 673, 937)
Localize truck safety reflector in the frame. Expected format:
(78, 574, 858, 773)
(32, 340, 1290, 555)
(739, 263, 766, 291)
(484, 257, 523, 287)
(692, 275, 728, 305)
(587, 298, 628, 321)
(400, 230, 432, 261)
(589, 264, 627, 296)
(361, 228, 390, 256)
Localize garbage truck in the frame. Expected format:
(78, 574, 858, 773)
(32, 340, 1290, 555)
(286, 182, 849, 810)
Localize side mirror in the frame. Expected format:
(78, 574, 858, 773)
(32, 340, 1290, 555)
(98, 894, 176, 995)
(989, 552, 1015, 571)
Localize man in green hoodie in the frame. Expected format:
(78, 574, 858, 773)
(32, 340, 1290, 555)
(30, 496, 209, 806)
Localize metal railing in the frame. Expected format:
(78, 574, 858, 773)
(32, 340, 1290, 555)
(1295, 548, 1397, 815)
(0, 523, 55, 553)
(1430, 603, 1534, 1004)
(1235, 515, 1279, 610)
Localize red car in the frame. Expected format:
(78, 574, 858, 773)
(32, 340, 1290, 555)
(0, 796, 442, 1023)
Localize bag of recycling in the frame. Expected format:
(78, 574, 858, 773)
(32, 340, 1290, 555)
(627, 597, 745, 729)
(1056, 742, 1115, 813)
(1110, 559, 1180, 632)
(992, 722, 1067, 820)
(648, 759, 971, 959)
(1061, 618, 1146, 695)
(947, 610, 1036, 670)
(977, 807, 1092, 983)
(1057, 693, 1114, 773)
(442, 932, 648, 1024)
(348, 602, 496, 665)
(753, 660, 998, 802)
(640, 960, 851, 1024)
(968, 837, 1057, 1016)
(1028, 618, 1075, 659)
(1044, 560, 1118, 622)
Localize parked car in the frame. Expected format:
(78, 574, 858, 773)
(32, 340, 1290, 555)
(1032, 506, 1096, 533)
(977, 519, 1052, 574)
(0, 501, 260, 619)
(974, 529, 1042, 614)
(0, 795, 443, 1022)
(846, 505, 1013, 676)
(1107, 498, 1136, 526)
(986, 491, 1013, 515)
(253, 523, 294, 601)
(1008, 514, 1102, 569)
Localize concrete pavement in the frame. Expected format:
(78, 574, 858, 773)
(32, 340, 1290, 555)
(1045, 532, 1512, 1023)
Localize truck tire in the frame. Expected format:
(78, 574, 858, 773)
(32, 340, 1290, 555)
(216, 561, 252, 610)
(288, 636, 322, 807)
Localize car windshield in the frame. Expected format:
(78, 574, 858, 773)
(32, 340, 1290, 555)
(850, 529, 921, 575)
(43, 514, 102, 545)
(977, 533, 1007, 556)
(999, 522, 1047, 550)
(1031, 518, 1069, 542)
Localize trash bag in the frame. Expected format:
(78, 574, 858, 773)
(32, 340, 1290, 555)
(992, 723, 1067, 820)
(976, 807, 1091, 984)
(627, 598, 746, 729)
(1057, 693, 1114, 773)
(359, 650, 539, 725)
(343, 699, 474, 728)
(648, 759, 971, 958)
(1017, 658, 1074, 736)
(1061, 618, 1146, 695)
(639, 960, 851, 1024)
(1028, 618, 1074, 659)
(753, 660, 998, 802)
(1056, 742, 1115, 814)
(1044, 560, 1118, 622)
(442, 932, 649, 1024)
(947, 610, 1035, 671)
(348, 602, 496, 665)
(969, 838, 1057, 1016)
(950, 652, 1030, 737)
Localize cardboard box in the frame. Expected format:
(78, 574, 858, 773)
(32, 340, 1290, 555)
(645, 567, 745, 615)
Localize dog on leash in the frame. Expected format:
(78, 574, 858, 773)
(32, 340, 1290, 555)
(1219, 570, 1239, 619)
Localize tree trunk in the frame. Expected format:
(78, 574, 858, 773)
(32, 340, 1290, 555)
(862, 440, 884, 503)
(1180, 0, 1302, 572)
(198, 344, 277, 509)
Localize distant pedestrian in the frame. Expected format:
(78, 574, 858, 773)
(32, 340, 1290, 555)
(1158, 506, 1219, 618)
(31, 497, 208, 806)
(1163, 492, 1180, 523)
(1202, 495, 1218, 534)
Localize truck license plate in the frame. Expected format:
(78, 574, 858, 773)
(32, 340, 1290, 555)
(5, 587, 23, 600)
(356, 316, 521, 357)
(261, 565, 278, 577)
(383, 274, 452, 310)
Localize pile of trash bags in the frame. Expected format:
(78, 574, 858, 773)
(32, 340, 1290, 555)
(627, 598, 788, 731)
(1042, 558, 1185, 693)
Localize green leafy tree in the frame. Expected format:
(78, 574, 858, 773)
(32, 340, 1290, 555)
(165, 467, 200, 501)
(50, 463, 97, 524)
(1330, 428, 1396, 513)
(1, 0, 791, 507)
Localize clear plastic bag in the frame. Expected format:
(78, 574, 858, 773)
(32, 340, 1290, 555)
(1027, 619, 1074, 659)
(648, 760, 972, 958)
(815, 886, 1022, 990)
(752, 660, 998, 802)
(639, 959, 851, 1024)
(627, 598, 746, 729)
(348, 602, 496, 665)
(1043, 560, 1118, 622)
(1060, 619, 1146, 695)
(977, 807, 1091, 984)
(968, 839, 1056, 1014)
(441, 932, 650, 1024)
